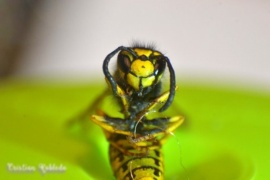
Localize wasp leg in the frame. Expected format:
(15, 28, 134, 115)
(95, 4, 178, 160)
(115, 83, 130, 116)
(105, 77, 132, 116)
(135, 86, 178, 121)
(91, 114, 133, 136)
(132, 115, 184, 146)
(150, 115, 184, 145)
(144, 115, 184, 134)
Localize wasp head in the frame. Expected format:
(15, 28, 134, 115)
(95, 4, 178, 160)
(117, 48, 166, 96)
(103, 46, 175, 112)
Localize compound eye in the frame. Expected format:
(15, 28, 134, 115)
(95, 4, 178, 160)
(117, 53, 131, 73)
(154, 57, 166, 76)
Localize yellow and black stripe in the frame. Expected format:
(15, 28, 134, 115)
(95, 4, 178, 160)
(109, 141, 164, 180)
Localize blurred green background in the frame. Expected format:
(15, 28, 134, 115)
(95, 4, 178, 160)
(0, 79, 269, 179)
(1, 1, 269, 179)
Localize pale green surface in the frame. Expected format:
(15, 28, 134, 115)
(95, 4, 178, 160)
(0, 79, 269, 179)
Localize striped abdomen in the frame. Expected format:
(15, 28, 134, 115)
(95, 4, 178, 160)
(109, 144, 164, 180)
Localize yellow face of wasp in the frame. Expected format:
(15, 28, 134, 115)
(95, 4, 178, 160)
(117, 48, 165, 92)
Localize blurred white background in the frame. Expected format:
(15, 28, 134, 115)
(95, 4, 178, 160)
(11, 0, 270, 90)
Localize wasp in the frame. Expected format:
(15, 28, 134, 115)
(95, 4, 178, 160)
(91, 45, 184, 180)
